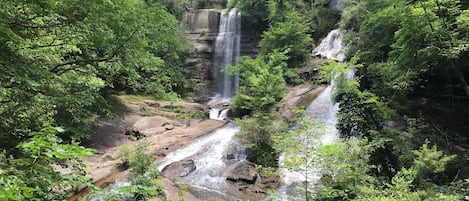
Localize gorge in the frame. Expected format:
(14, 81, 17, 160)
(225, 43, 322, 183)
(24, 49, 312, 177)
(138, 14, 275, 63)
(1, 0, 468, 201)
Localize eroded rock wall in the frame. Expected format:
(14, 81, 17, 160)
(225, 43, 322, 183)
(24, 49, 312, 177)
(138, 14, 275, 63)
(183, 9, 258, 102)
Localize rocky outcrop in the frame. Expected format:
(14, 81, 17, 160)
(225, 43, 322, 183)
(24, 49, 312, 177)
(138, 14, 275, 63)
(280, 84, 326, 118)
(183, 9, 259, 102)
(161, 160, 197, 180)
(222, 161, 257, 183)
(220, 160, 275, 201)
(184, 9, 221, 102)
(71, 96, 226, 201)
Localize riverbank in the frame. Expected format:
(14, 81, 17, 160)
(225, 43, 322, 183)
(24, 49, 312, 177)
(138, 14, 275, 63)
(68, 95, 227, 201)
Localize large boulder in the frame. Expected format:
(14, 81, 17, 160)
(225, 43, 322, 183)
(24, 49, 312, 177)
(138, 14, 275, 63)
(161, 160, 197, 180)
(222, 161, 257, 184)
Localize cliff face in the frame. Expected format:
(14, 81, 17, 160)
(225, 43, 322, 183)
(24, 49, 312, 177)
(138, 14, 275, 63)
(183, 9, 221, 102)
(183, 9, 258, 102)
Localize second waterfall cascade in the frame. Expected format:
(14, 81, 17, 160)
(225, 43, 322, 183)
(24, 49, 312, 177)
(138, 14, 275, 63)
(270, 28, 349, 200)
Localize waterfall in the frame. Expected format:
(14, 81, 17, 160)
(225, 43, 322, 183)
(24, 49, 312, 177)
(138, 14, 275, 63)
(328, 0, 343, 11)
(312, 29, 345, 62)
(157, 9, 245, 200)
(211, 9, 241, 101)
(271, 29, 349, 201)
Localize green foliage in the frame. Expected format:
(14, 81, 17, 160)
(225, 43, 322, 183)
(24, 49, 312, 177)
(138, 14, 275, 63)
(313, 138, 462, 201)
(320, 60, 393, 138)
(0, 0, 192, 145)
(308, 2, 341, 41)
(315, 138, 376, 200)
(412, 141, 456, 178)
(272, 109, 325, 199)
(230, 52, 287, 116)
(0, 127, 94, 201)
(227, 0, 269, 36)
(260, 10, 313, 69)
(342, 0, 469, 101)
(177, 183, 188, 201)
(179, 110, 208, 125)
(86, 167, 165, 201)
(154, 0, 190, 21)
(235, 113, 287, 167)
(117, 141, 153, 176)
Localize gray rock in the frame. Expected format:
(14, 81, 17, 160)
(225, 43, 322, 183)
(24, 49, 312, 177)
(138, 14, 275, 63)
(222, 161, 257, 183)
(161, 160, 197, 180)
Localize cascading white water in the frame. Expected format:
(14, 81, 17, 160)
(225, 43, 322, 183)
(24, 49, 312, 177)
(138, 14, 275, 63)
(328, 0, 343, 11)
(156, 10, 244, 198)
(157, 123, 243, 198)
(213, 9, 241, 99)
(209, 107, 230, 120)
(312, 29, 345, 62)
(271, 29, 348, 201)
(208, 9, 241, 121)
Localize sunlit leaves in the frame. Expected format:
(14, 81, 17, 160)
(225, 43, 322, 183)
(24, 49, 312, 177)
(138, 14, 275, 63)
(230, 52, 287, 115)
(260, 10, 312, 69)
(0, 127, 93, 200)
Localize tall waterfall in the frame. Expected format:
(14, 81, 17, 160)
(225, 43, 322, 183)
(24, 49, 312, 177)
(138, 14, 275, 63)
(157, 9, 245, 200)
(212, 9, 241, 102)
(272, 29, 347, 201)
(209, 9, 241, 120)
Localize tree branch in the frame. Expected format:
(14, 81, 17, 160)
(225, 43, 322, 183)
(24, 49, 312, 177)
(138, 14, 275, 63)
(50, 25, 142, 74)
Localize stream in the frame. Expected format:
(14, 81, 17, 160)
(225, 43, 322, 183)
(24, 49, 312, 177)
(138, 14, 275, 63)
(269, 28, 347, 200)
(158, 9, 347, 201)
(157, 123, 243, 196)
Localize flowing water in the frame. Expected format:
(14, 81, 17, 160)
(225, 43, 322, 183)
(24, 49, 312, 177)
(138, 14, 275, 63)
(271, 29, 348, 201)
(157, 123, 244, 198)
(312, 29, 345, 62)
(157, 9, 245, 199)
(211, 9, 241, 100)
(328, 0, 344, 11)
(209, 8, 241, 120)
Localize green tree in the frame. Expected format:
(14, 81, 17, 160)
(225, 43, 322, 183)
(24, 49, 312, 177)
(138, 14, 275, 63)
(260, 9, 313, 69)
(0, 0, 191, 144)
(230, 52, 287, 116)
(272, 110, 321, 200)
(0, 127, 94, 201)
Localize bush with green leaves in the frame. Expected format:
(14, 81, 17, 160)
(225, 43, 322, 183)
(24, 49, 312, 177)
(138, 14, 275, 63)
(229, 52, 287, 116)
(0, 127, 94, 201)
(313, 139, 462, 201)
(236, 112, 287, 167)
(260, 9, 312, 69)
(117, 141, 153, 176)
(86, 167, 165, 201)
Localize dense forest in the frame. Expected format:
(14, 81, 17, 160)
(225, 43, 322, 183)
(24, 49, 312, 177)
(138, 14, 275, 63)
(1, 0, 468, 200)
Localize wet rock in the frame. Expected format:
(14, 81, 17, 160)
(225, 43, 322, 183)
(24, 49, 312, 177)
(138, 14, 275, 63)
(279, 84, 326, 119)
(222, 161, 257, 184)
(161, 160, 197, 180)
